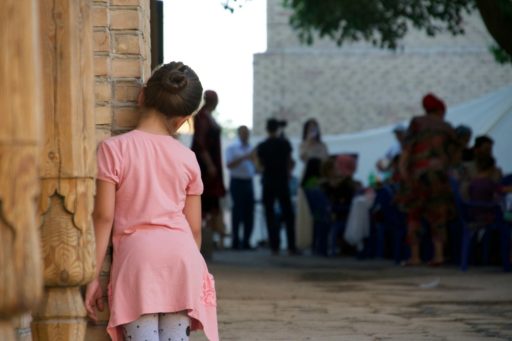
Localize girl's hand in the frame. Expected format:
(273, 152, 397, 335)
(85, 278, 105, 322)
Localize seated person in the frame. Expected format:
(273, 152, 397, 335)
(376, 124, 406, 183)
(376, 154, 402, 188)
(451, 125, 473, 184)
(465, 155, 502, 226)
(468, 135, 502, 182)
(455, 125, 473, 162)
(322, 154, 371, 252)
(320, 157, 358, 222)
(371, 154, 404, 219)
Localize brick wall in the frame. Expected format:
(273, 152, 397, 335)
(93, 0, 151, 144)
(87, 1, 151, 339)
(254, 0, 512, 136)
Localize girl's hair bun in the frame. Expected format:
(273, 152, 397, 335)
(144, 61, 203, 118)
(161, 70, 188, 94)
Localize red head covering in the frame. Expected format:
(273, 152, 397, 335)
(335, 154, 357, 177)
(422, 93, 446, 115)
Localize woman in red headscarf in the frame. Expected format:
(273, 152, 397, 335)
(398, 93, 460, 266)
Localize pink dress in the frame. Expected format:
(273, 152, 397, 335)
(96, 130, 218, 341)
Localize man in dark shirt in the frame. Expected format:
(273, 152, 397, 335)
(257, 118, 297, 255)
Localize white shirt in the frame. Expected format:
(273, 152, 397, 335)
(225, 139, 255, 179)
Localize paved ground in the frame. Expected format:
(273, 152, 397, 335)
(195, 249, 512, 341)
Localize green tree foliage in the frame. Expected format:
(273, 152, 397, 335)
(282, 0, 473, 48)
(223, 0, 512, 61)
(475, 0, 512, 62)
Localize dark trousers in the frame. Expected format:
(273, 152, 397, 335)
(230, 178, 254, 248)
(262, 180, 296, 252)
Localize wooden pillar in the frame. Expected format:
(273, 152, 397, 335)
(13, 314, 33, 341)
(0, 1, 44, 340)
(31, 0, 97, 340)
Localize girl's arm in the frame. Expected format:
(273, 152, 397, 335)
(92, 180, 116, 278)
(85, 179, 115, 321)
(184, 195, 202, 249)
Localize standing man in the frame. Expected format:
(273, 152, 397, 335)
(257, 118, 297, 255)
(226, 125, 256, 250)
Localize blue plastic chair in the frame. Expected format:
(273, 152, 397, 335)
(371, 184, 409, 263)
(459, 200, 511, 272)
(449, 177, 511, 272)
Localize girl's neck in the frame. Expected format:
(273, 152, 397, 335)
(137, 109, 175, 136)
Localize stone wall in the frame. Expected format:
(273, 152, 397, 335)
(253, 0, 512, 136)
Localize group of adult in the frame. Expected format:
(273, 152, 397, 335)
(190, 90, 301, 255)
(376, 93, 509, 266)
(191, 89, 509, 266)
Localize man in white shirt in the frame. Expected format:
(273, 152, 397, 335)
(225, 125, 256, 250)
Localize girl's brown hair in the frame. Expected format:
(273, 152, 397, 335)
(143, 61, 203, 118)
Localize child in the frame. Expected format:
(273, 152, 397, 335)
(85, 62, 219, 341)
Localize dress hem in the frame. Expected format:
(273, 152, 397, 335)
(107, 305, 218, 341)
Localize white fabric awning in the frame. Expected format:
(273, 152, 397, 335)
(314, 85, 512, 184)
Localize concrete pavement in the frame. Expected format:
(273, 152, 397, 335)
(196, 249, 512, 341)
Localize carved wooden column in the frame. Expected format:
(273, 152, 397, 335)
(31, 0, 97, 340)
(0, 1, 44, 340)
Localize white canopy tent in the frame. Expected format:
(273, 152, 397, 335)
(298, 84, 512, 184)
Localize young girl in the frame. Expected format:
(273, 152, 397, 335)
(85, 62, 219, 341)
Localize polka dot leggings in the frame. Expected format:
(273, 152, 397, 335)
(122, 312, 190, 341)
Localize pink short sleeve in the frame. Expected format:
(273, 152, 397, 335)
(97, 141, 121, 184)
(187, 158, 204, 195)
